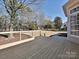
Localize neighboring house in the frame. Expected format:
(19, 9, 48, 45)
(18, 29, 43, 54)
(63, 0, 79, 44)
(61, 22, 67, 31)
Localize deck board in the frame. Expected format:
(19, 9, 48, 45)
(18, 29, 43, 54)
(0, 36, 79, 59)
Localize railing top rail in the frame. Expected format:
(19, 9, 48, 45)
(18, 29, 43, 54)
(0, 31, 33, 34)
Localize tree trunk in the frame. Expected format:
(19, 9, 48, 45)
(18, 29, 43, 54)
(9, 23, 14, 38)
(9, 11, 16, 38)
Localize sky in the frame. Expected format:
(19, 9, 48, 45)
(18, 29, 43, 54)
(42, 0, 68, 23)
(0, 0, 68, 23)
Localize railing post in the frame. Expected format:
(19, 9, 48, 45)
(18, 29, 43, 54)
(20, 31, 21, 40)
(40, 30, 41, 36)
(32, 31, 33, 37)
(44, 33, 46, 37)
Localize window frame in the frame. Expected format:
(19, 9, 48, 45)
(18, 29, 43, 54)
(70, 13, 79, 36)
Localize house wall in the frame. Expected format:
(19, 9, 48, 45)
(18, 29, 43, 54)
(68, 36, 79, 44)
(65, 0, 79, 44)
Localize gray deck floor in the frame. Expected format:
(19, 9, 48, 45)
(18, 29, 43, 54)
(0, 36, 79, 59)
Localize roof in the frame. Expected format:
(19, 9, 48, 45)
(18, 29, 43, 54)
(63, 0, 76, 17)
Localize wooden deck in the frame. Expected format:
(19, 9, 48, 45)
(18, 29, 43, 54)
(0, 36, 79, 59)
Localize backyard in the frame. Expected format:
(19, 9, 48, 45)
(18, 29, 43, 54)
(0, 0, 79, 59)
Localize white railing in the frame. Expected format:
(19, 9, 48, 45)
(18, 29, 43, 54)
(0, 31, 33, 41)
(0, 30, 67, 38)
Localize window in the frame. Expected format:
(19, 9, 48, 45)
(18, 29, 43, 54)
(70, 13, 79, 36)
(76, 6, 79, 11)
(77, 13, 79, 24)
(70, 6, 79, 14)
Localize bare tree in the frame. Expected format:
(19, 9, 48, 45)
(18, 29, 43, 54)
(0, 0, 44, 37)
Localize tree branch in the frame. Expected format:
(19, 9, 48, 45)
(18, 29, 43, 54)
(15, 0, 26, 11)
(3, 0, 11, 15)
